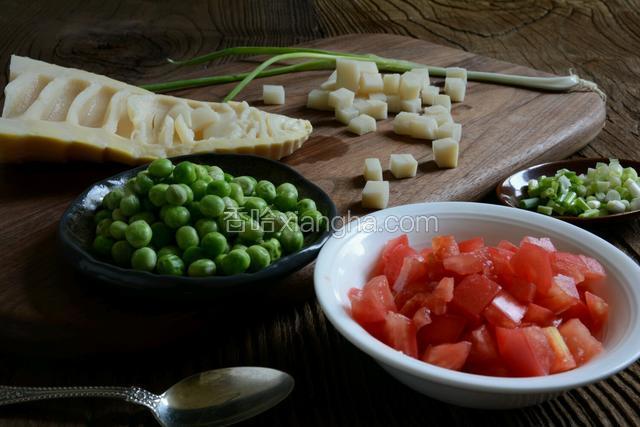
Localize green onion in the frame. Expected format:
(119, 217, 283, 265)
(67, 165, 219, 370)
(519, 197, 540, 209)
(579, 209, 600, 218)
(537, 205, 553, 215)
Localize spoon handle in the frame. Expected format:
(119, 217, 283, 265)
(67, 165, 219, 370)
(0, 385, 160, 409)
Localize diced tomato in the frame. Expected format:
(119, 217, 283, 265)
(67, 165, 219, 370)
(511, 242, 554, 294)
(423, 251, 446, 282)
(421, 341, 471, 371)
(500, 274, 537, 304)
(417, 314, 467, 347)
(496, 326, 553, 376)
(466, 324, 499, 365)
(543, 326, 577, 373)
(412, 307, 432, 330)
(432, 235, 459, 260)
(394, 280, 432, 310)
(382, 312, 418, 358)
(585, 292, 609, 336)
(349, 276, 396, 324)
(522, 303, 556, 327)
(483, 291, 527, 328)
(579, 255, 606, 284)
(399, 277, 454, 318)
(536, 274, 580, 314)
(561, 300, 591, 328)
(488, 247, 515, 280)
(393, 255, 427, 293)
(459, 237, 485, 253)
(443, 253, 484, 275)
(384, 244, 418, 285)
(498, 240, 518, 253)
(399, 292, 431, 318)
(558, 318, 603, 366)
(520, 236, 557, 252)
(451, 274, 501, 320)
(552, 252, 586, 284)
(372, 234, 409, 276)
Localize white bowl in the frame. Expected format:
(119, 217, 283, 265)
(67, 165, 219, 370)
(314, 202, 640, 409)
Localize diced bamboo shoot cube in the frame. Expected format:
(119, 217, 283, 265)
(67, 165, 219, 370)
(433, 113, 453, 126)
(389, 153, 418, 178)
(335, 106, 360, 125)
(359, 61, 379, 74)
(364, 158, 383, 181)
(307, 89, 332, 111)
(383, 74, 401, 95)
(386, 95, 402, 113)
(393, 112, 419, 135)
(399, 72, 422, 100)
(424, 105, 449, 116)
(357, 99, 388, 120)
(263, 85, 285, 105)
(409, 68, 430, 85)
(359, 72, 384, 94)
(369, 93, 387, 102)
(348, 114, 377, 135)
(409, 116, 438, 139)
(433, 137, 459, 168)
(400, 98, 421, 113)
(444, 77, 466, 102)
(421, 85, 439, 105)
(328, 88, 355, 109)
(446, 67, 467, 81)
(320, 71, 337, 90)
(435, 122, 462, 142)
(362, 180, 389, 210)
(433, 94, 452, 111)
(336, 58, 361, 91)
(353, 98, 368, 113)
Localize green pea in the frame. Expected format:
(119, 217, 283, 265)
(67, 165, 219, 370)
(214, 253, 226, 266)
(208, 166, 225, 182)
(279, 228, 304, 254)
(131, 247, 157, 272)
(194, 164, 210, 181)
(232, 243, 248, 251)
(186, 201, 203, 222)
(183, 246, 207, 267)
(201, 232, 228, 258)
(125, 220, 152, 248)
(124, 179, 137, 194)
(149, 184, 169, 207)
(96, 218, 113, 237)
(163, 206, 190, 228)
(239, 219, 264, 243)
(103, 188, 125, 210)
(220, 249, 251, 275)
(111, 208, 127, 222)
(109, 220, 129, 240)
(247, 245, 271, 272)
(223, 196, 239, 211)
(151, 222, 173, 248)
(190, 179, 209, 200)
(233, 176, 255, 196)
(157, 245, 180, 258)
(180, 184, 194, 203)
(111, 240, 133, 267)
(166, 184, 188, 206)
(261, 210, 289, 235)
(261, 238, 282, 261)
(94, 209, 112, 224)
(244, 197, 268, 218)
(134, 172, 154, 195)
(223, 172, 234, 182)
(195, 219, 218, 239)
(217, 210, 244, 234)
(200, 195, 225, 217)
(188, 259, 216, 277)
(255, 180, 277, 203)
(148, 158, 174, 178)
(120, 194, 141, 216)
(277, 183, 298, 198)
(159, 205, 170, 221)
(176, 225, 199, 250)
(173, 161, 197, 184)
(129, 211, 155, 224)
(299, 209, 324, 232)
(207, 180, 231, 198)
(156, 254, 185, 276)
(92, 235, 114, 257)
(229, 182, 245, 205)
(275, 191, 297, 212)
(297, 198, 317, 212)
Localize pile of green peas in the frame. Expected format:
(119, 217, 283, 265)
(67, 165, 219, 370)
(91, 158, 326, 277)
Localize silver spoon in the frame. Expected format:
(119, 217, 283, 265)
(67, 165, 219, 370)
(0, 367, 294, 426)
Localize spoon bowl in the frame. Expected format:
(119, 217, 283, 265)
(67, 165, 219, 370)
(496, 157, 640, 225)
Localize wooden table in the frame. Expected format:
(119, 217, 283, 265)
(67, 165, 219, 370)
(1, 0, 639, 425)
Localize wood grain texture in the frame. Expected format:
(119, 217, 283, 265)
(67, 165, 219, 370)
(0, 0, 638, 426)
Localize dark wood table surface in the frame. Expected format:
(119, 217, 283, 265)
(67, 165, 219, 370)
(1, 0, 640, 425)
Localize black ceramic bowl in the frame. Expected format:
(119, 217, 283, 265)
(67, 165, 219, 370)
(59, 154, 337, 298)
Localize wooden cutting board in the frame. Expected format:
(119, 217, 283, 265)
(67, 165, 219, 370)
(0, 34, 605, 355)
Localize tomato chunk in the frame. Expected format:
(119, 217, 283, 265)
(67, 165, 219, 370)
(552, 252, 586, 284)
(412, 307, 432, 330)
(384, 244, 418, 285)
(585, 291, 609, 336)
(579, 255, 606, 284)
(466, 324, 499, 365)
(459, 237, 485, 253)
(488, 247, 515, 279)
(483, 291, 527, 328)
(372, 234, 409, 276)
(432, 235, 459, 260)
(536, 274, 580, 314)
(443, 253, 484, 275)
(421, 341, 471, 371)
(451, 274, 501, 320)
(349, 275, 396, 324)
(511, 242, 554, 294)
(498, 239, 518, 253)
(417, 314, 467, 347)
(423, 251, 446, 282)
(558, 318, 603, 366)
(522, 303, 556, 327)
(383, 312, 418, 358)
(543, 326, 577, 373)
(520, 236, 557, 253)
(561, 300, 591, 328)
(496, 326, 553, 376)
(393, 255, 427, 293)
(500, 274, 537, 304)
